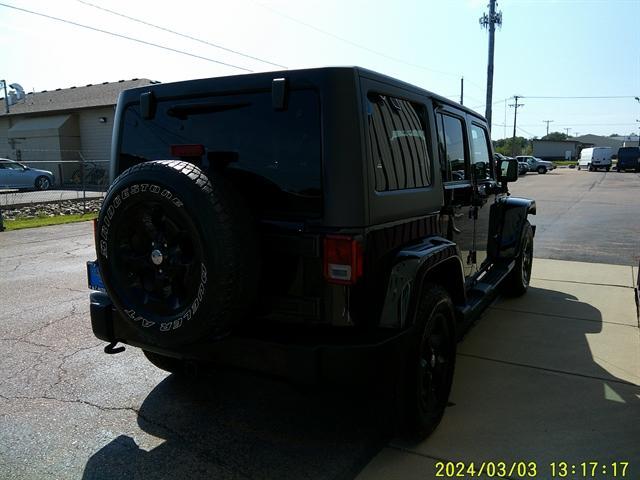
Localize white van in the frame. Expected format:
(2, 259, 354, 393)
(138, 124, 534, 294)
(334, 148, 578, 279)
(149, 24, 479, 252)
(578, 147, 612, 171)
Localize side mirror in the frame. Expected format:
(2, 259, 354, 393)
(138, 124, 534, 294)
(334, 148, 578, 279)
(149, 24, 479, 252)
(497, 158, 518, 183)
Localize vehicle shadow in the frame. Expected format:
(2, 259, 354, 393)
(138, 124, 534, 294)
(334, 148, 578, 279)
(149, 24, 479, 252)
(415, 285, 640, 465)
(81, 367, 389, 480)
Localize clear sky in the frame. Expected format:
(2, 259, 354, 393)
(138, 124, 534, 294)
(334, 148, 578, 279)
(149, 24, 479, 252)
(1, 0, 639, 139)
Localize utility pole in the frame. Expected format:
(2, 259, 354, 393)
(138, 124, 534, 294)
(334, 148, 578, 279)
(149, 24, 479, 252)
(542, 119, 554, 136)
(564, 127, 571, 137)
(1, 80, 8, 114)
(460, 77, 464, 105)
(480, 0, 502, 131)
(509, 95, 524, 157)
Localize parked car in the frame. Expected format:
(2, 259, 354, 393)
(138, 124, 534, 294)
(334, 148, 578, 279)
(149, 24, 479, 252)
(0, 158, 54, 190)
(517, 160, 529, 175)
(495, 153, 527, 175)
(616, 147, 640, 172)
(87, 67, 536, 440)
(516, 156, 556, 174)
(577, 147, 612, 171)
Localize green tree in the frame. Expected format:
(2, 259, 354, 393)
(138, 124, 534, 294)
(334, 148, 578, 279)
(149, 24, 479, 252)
(493, 136, 530, 156)
(541, 132, 568, 141)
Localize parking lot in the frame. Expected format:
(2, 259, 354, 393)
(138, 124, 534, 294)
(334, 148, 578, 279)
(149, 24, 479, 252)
(0, 168, 638, 479)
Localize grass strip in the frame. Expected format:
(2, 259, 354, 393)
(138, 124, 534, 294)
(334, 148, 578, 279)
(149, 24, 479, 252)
(3, 213, 97, 231)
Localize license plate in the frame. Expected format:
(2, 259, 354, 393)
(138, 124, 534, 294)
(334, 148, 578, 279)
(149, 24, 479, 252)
(87, 260, 106, 292)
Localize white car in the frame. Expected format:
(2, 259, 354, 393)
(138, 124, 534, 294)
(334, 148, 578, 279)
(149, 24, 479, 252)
(0, 158, 55, 190)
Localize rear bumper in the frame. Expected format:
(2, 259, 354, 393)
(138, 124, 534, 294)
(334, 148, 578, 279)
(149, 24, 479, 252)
(90, 292, 412, 384)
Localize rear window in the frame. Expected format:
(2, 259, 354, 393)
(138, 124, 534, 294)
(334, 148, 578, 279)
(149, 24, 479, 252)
(618, 148, 640, 159)
(119, 89, 321, 217)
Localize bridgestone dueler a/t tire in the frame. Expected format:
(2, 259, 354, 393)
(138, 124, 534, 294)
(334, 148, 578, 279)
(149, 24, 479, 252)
(401, 285, 456, 440)
(96, 160, 258, 347)
(501, 221, 534, 297)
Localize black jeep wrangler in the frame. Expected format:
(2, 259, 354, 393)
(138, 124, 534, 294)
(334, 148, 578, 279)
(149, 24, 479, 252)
(88, 67, 535, 439)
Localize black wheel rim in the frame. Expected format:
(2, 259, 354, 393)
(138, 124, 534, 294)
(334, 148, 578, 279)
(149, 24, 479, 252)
(38, 177, 49, 190)
(108, 197, 205, 318)
(418, 311, 452, 415)
(521, 234, 533, 287)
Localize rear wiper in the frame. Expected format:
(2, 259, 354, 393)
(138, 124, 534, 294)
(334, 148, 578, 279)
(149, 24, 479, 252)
(167, 101, 250, 119)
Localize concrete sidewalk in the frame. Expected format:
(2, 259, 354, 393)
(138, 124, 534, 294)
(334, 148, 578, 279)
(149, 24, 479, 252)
(358, 259, 640, 480)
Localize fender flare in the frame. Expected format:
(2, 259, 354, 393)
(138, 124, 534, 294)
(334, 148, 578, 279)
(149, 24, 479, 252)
(378, 237, 464, 329)
(487, 196, 536, 261)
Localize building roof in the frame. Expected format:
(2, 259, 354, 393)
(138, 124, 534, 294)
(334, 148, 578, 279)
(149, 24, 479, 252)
(572, 134, 628, 150)
(532, 139, 583, 145)
(0, 78, 158, 116)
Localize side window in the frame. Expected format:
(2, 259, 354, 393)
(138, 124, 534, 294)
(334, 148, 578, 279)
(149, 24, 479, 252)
(470, 124, 492, 180)
(436, 113, 468, 181)
(368, 93, 431, 191)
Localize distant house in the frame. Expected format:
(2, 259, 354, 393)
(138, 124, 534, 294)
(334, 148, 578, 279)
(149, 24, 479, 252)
(572, 134, 633, 151)
(532, 139, 591, 161)
(0, 78, 157, 185)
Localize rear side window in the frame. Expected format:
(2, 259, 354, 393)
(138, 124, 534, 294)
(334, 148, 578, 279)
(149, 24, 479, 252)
(367, 93, 431, 191)
(119, 90, 321, 216)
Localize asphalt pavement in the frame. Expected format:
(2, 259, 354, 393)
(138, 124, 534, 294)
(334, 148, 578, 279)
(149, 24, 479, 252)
(509, 168, 640, 266)
(0, 169, 638, 479)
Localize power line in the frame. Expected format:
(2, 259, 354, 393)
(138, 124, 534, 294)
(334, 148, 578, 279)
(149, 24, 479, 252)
(250, 0, 466, 80)
(516, 126, 536, 137)
(523, 95, 637, 99)
(0, 2, 253, 72)
(76, 0, 286, 69)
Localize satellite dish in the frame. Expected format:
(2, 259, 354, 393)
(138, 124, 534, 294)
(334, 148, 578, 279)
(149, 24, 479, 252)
(9, 83, 25, 101)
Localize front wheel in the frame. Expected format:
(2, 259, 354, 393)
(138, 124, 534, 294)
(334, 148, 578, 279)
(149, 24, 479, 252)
(502, 221, 534, 297)
(35, 176, 51, 190)
(400, 285, 456, 440)
(537, 166, 547, 174)
(605, 166, 610, 172)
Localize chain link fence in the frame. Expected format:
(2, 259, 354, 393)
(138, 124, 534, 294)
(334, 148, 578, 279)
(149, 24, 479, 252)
(0, 148, 110, 223)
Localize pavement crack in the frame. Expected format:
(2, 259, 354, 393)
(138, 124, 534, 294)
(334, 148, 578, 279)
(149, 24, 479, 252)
(46, 343, 104, 395)
(0, 337, 56, 350)
(0, 393, 256, 479)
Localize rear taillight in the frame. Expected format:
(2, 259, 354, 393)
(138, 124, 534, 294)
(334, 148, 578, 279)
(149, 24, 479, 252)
(170, 144, 205, 157)
(323, 235, 363, 285)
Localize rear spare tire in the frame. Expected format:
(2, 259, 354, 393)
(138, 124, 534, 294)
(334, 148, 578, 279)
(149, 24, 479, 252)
(96, 160, 258, 347)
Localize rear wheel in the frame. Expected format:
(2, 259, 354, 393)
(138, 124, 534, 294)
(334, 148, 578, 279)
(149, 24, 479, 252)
(606, 166, 610, 172)
(400, 285, 456, 440)
(502, 221, 534, 297)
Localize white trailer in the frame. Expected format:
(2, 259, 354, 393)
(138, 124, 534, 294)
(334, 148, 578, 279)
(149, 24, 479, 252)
(577, 147, 612, 171)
